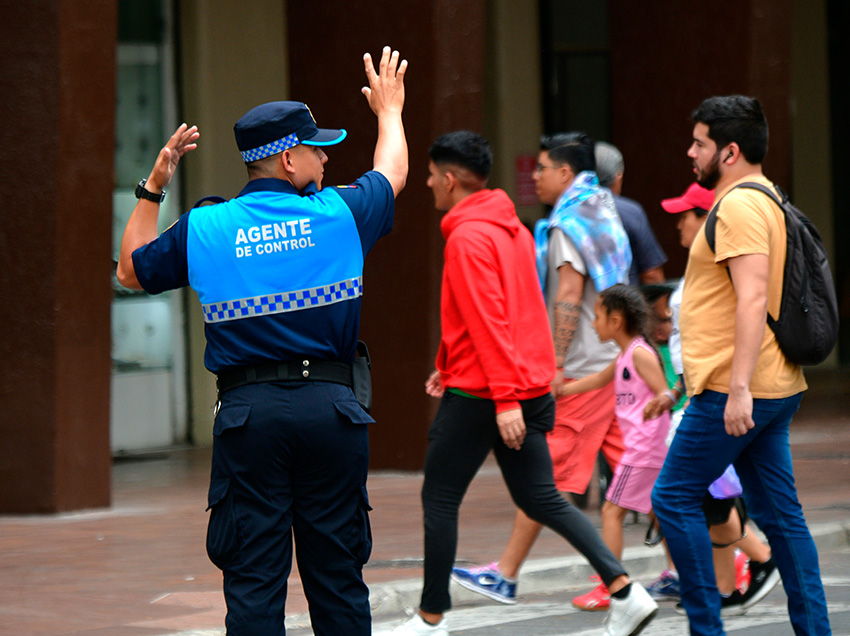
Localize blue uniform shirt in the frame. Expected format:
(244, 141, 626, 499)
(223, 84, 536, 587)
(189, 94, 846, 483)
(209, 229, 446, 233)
(132, 171, 394, 372)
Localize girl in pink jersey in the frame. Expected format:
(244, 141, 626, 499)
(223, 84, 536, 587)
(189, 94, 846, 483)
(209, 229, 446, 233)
(559, 283, 672, 610)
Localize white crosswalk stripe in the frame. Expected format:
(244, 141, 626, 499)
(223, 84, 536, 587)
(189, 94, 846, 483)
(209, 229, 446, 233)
(372, 602, 576, 634)
(372, 600, 850, 635)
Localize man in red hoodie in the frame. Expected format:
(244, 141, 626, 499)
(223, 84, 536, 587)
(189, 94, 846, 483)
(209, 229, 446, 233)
(390, 131, 656, 636)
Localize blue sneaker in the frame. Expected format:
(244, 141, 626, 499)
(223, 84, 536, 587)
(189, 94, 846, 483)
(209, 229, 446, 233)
(645, 569, 680, 601)
(451, 562, 517, 604)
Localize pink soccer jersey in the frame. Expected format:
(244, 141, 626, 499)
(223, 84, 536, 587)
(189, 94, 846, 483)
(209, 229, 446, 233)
(614, 337, 671, 468)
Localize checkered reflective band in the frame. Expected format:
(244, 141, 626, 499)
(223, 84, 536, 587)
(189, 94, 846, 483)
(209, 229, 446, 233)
(202, 277, 362, 323)
(240, 132, 300, 163)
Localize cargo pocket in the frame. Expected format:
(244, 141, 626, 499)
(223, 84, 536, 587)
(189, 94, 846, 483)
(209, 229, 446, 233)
(333, 399, 375, 426)
(206, 404, 250, 570)
(213, 404, 251, 436)
(354, 485, 374, 566)
(206, 477, 242, 570)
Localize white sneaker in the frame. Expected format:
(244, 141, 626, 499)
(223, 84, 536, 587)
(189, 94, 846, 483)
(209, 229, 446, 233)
(390, 613, 449, 636)
(604, 583, 658, 636)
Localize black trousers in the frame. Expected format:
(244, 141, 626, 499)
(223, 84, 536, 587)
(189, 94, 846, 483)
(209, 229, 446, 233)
(207, 381, 374, 635)
(419, 391, 626, 613)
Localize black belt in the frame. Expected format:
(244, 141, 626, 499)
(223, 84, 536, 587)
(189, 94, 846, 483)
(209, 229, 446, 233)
(216, 358, 353, 395)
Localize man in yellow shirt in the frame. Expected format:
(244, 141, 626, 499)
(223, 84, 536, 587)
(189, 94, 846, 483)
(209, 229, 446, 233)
(651, 96, 830, 636)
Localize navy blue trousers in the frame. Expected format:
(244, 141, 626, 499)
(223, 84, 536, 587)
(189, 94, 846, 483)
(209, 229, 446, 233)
(206, 381, 374, 635)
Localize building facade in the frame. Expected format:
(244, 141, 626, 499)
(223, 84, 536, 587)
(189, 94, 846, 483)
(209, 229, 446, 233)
(0, 0, 844, 512)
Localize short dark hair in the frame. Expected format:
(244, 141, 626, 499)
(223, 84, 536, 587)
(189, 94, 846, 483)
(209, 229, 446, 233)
(692, 95, 769, 164)
(541, 131, 596, 174)
(429, 130, 492, 179)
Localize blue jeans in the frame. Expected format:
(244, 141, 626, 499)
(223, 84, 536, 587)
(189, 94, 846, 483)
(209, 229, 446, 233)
(651, 390, 830, 636)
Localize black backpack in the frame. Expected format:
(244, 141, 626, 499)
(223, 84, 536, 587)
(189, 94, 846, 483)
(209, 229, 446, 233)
(704, 182, 838, 366)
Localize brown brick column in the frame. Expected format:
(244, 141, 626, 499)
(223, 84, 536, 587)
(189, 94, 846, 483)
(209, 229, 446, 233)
(608, 0, 793, 277)
(0, 1, 116, 512)
(288, 1, 487, 469)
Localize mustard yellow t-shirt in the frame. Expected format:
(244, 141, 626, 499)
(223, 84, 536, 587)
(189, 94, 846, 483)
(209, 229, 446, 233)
(680, 175, 807, 398)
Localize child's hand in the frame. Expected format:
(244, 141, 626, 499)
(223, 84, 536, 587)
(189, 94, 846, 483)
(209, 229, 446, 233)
(557, 379, 576, 397)
(644, 394, 673, 420)
(550, 368, 565, 396)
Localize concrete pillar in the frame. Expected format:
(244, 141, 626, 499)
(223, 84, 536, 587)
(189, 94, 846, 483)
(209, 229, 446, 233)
(287, 0, 487, 469)
(178, 0, 290, 445)
(608, 0, 794, 277)
(0, 1, 116, 512)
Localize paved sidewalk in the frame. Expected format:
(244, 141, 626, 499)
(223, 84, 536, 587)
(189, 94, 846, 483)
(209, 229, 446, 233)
(1, 370, 848, 635)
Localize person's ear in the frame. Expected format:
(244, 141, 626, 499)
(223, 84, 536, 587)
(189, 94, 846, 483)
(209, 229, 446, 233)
(611, 172, 624, 195)
(444, 169, 458, 192)
(280, 149, 297, 175)
(611, 311, 624, 330)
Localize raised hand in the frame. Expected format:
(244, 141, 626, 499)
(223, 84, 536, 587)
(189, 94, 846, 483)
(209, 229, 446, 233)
(361, 46, 407, 117)
(147, 123, 199, 191)
(361, 46, 408, 196)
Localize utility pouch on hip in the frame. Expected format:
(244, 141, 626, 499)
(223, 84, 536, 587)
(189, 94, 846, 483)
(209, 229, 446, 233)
(353, 340, 373, 413)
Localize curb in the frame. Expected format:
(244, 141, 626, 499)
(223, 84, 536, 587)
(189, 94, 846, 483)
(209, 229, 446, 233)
(362, 519, 850, 622)
(365, 543, 669, 623)
(248, 520, 850, 632)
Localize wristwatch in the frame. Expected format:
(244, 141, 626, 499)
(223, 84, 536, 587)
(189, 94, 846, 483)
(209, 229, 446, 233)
(135, 179, 166, 203)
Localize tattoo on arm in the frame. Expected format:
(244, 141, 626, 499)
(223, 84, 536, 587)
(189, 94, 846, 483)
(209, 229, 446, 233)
(553, 301, 581, 365)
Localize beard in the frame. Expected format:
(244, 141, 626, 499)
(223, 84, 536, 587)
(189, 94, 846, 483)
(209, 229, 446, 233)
(695, 151, 722, 190)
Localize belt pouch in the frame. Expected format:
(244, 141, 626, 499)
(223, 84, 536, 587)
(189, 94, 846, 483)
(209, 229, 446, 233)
(353, 341, 372, 412)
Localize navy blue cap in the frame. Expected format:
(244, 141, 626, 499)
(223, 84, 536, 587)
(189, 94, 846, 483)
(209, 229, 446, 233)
(234, 101, 347, 163)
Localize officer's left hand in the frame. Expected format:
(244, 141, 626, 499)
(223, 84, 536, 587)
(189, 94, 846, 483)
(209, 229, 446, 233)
(146, 123, 199, 192)
(496, 409, 526, 450)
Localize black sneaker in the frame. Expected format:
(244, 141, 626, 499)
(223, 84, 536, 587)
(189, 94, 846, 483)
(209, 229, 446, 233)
(674, 591, 747, 617)
(720, 590, 747, 616)
(741, 558, 780, 609)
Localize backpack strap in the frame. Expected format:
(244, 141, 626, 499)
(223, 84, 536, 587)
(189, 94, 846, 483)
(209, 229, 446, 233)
(704, 181, 784, 254)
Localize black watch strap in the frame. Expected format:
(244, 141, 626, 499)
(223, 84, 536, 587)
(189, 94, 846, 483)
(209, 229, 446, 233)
(135, 179, 166, 203)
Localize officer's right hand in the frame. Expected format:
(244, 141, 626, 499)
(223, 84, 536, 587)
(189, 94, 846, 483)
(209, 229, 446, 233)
(361, 46, 407, 117)
(361, 46, 408, 196)
(146, 123, 199, 192)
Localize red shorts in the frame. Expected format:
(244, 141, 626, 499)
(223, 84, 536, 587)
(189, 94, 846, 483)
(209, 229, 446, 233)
(546, 379, 623, 493)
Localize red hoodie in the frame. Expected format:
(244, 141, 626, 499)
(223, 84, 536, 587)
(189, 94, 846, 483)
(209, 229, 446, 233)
(436, 188, 556, 413)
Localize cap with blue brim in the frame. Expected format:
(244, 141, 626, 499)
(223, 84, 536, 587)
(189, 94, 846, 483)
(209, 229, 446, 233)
(234, 101, 346, 163)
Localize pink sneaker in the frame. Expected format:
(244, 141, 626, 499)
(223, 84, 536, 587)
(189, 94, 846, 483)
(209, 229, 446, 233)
(573, 580, 610, 611)
(735, 550, 751, 592)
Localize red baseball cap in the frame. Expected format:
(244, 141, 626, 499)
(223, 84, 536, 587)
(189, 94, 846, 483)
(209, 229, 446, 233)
(661, 182, 715, 214)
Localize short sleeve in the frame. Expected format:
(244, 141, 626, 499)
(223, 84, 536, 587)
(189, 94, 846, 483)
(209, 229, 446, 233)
(714, 192, 771, 263)
(131, 213, 190, 294)
(548, 228, 586, 276)
(331, 171, 395, 255)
